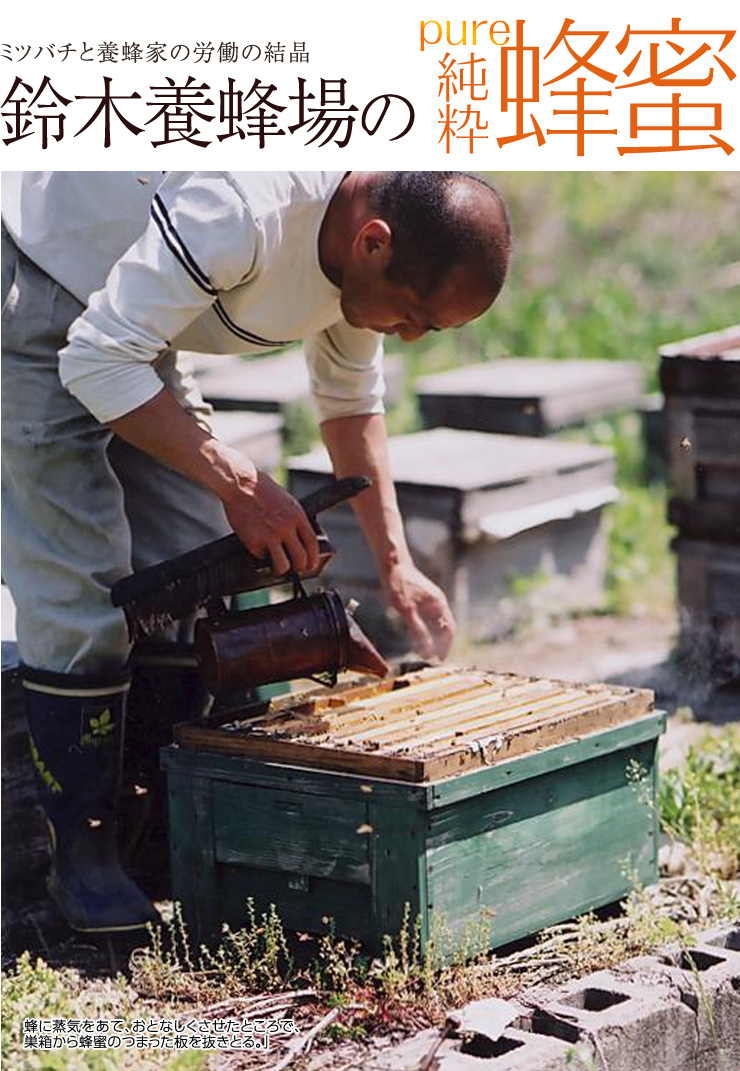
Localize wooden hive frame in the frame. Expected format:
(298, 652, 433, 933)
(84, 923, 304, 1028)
(175, 666, 654, 783)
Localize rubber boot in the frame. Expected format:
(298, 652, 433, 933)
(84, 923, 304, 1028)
(22, 666, 159, 933)
(121, 642, 207, 899)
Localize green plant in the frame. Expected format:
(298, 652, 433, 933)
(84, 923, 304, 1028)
(659, 726, 740, 879)
(605, 484, 675, 617)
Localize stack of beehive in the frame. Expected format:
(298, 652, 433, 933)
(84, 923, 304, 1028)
(660, 326, 740, 682)
(289, 427, 618, 650)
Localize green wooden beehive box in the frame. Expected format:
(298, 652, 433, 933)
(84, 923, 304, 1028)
(162, 667, 663, 958)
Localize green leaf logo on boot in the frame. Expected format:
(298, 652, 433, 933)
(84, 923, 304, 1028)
(81, 708, 115, 747)
(28, 735, 63, 795)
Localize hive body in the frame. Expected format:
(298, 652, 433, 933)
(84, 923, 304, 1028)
(163, 667, 663, 958)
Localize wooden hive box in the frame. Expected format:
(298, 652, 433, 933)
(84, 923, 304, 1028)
(417, 359, 644, 437)
(660, 326, 740, 543)
(207, 411, 284, 475)
(188, 349, 406, 414)
(162, 666, 663, 959)
(288, 429, 617, 647)
(675, 537, 740, 671)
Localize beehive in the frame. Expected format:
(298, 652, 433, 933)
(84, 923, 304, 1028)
(417, 359, 644, 436)
(660, 325, 740, 678)
(288, 428, 617, 647)
(189, 349, 406, 414)
(163, 667, 663, 957)
(207, 411, 283, 475)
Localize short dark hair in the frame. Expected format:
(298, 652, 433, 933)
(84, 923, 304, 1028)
(369, 172, 512, 299)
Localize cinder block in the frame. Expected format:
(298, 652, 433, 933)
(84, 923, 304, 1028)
(701, 922, 740, 952)
(438, 1028, 573, 1070)
(365, 1025, 573, 1071)
(517, 968, 697, 1071)
(658, 942, 740, 1071)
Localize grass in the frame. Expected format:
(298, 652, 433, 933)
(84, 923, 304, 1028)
(5, 725, 738, 1068)
(390, 171, 740, 388)
(660, 725, 740, 880)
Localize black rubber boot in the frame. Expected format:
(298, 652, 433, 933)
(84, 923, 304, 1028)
(22, 666, 159, 933)
(121, 642, 207, 899)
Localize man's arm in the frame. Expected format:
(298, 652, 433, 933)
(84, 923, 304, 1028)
(109, 388, 320, 577)
(320, 413, 455, 660)
(60, 173, 320, 575)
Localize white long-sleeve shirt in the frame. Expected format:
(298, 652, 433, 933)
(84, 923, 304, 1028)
(1, 171, 385, 424)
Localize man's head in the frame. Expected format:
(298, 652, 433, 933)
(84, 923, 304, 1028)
(338, 172, 512, 341)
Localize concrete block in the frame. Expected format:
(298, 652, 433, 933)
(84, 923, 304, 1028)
(361, 924, 740, 1071)
(658, 941, 740, 1071)
(364, 1024, 573, 1071)
(701, 922, 740, 952)
(438, 1028, 573, 1070)
(616, 939, 740, 1071)
(517, 967, 697, 1071)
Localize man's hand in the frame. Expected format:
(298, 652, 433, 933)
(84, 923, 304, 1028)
(108, 389, 320, 577)
(222, 471, 321, 577)
(381, 561, 456, 660)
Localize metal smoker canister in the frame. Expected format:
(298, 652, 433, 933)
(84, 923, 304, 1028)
(194, 591, 388, 694)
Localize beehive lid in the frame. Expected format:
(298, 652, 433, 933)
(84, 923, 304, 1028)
(175, 666, 654, 783)
(417, 359, 644, 431)
(191, 351, 310, 410)
(660, 325, 740, 397)
(189, 350, 405, 411)
(208, 412, 284, 472)
(288, 429, 615, 526)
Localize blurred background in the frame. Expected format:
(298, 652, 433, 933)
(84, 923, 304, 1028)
(286, 172, 739, 629)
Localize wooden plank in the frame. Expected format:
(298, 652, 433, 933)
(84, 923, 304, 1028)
(417, 359, 644, 436)
(329, 680, 618, 747)
(427, 712, 666, 807)
(426, 738, 659, 956)
(669, 498, 740, 541)
(291, 429, 615, 495)
(174, 723, 428, 782)
(167, 771, 220, 945)
(211, 781, 371, 884)
(175, 668, 654, 783)
(161, 744, 425, 802)
(419, 693, 655, 782)
(217, 864, 374, 942)
(660, 325, 740, 397)
(368, 793, 428, 955)
(374, 688, 650, 755)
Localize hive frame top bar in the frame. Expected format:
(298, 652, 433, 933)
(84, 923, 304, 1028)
(174, 666, 655, 784)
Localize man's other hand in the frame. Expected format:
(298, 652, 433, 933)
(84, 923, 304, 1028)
(222, 471, 321, 577)
(382, 562, 456, 661)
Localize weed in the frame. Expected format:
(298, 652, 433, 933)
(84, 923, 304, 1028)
(659, 725, 740, 879)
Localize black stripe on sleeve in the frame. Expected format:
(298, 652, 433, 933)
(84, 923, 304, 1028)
(213, 300, 293, 348)
(151, 196, 217, 297)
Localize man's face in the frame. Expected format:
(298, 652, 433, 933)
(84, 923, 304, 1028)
(339, 221, 496, 342)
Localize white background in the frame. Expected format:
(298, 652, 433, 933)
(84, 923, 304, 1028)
(0, 0, 737, 170)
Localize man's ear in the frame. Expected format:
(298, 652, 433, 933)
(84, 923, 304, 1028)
(352, 218, 393, 267)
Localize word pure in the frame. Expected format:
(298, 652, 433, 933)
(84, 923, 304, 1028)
(420, 20, 511, 50)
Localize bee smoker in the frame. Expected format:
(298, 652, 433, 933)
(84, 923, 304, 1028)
(194, 586, 388, 695)
(112, 476, 389, 696)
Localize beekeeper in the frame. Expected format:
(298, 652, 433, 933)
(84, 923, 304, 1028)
(1, 170, 511, 933)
